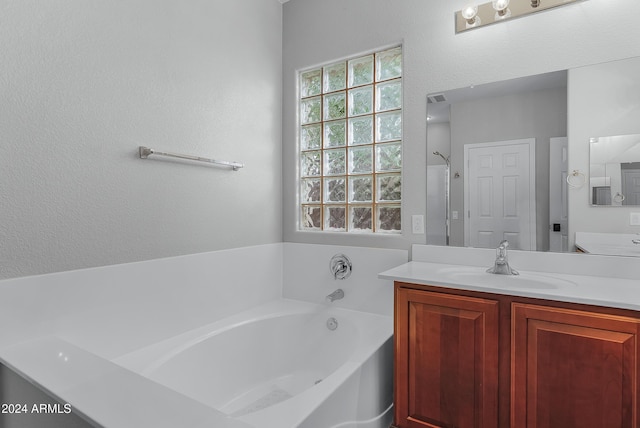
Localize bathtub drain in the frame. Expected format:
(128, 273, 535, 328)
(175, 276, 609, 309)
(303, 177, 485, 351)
(326, 317, 338, 331)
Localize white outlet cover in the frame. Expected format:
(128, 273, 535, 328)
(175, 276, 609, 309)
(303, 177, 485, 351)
(412, 215, 425, 234)
(631, 212, 640, 226)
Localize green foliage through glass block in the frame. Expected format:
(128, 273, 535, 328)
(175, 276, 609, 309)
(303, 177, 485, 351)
(376, 112, 402, 142)
(349, 147, 373, 174)
(324, 92, 347, 120)
(324, 149, 346, 176)
(349, 86, 373, 116)
(376, 47, 402, 81)
(349, 117, 374, 146)
(348, 55, 374, 88)
(301, 124, 322, 150)
(376, 80, 402, 112)
(298, 46, 403, 234)
(376, 142, 402, 172)
(324, 121, 346, 148)
(300, 97, 321, 124)
(301, 69, 322, 97)
(324, 62, 347, 92)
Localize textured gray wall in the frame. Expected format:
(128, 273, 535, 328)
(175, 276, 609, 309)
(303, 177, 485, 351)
(0, 0, 283, 279)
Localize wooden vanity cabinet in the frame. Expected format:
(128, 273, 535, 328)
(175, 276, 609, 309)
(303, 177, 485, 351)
(394, 285, 500, 428)
(511, 302, 640, 428)
(394, 281, 640, 428)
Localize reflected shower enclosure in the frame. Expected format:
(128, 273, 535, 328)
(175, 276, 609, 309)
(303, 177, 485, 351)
(427, 151, 450, 245)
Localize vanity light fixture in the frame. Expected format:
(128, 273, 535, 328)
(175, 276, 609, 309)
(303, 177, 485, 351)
(455, 0, 585, 33)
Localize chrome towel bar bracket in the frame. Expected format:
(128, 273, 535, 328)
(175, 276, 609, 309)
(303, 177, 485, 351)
(138, 146, 244, 171)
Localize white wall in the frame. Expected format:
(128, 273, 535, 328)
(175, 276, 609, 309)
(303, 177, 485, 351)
(282, 0, 640, 253)
(0, 0, 283, 280)
(568, 56, 640, 245)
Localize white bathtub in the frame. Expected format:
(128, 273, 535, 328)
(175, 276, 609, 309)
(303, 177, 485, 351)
(114, 298, 394, 428)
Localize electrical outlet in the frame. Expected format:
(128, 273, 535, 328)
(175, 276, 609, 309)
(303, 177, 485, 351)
(631, 213, 640, 226)
(412, 215, 424, 234)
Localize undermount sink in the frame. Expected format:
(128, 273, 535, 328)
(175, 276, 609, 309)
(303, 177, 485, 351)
(433, 266, 577, 289)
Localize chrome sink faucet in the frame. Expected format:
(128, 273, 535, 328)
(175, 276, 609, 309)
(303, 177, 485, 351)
(487, 240, 519, 275)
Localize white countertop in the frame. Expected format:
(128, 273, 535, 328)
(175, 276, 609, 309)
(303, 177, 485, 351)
(379, 260, 640, 312)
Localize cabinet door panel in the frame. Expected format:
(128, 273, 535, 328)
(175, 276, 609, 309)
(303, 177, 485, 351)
(395, 287, 499, 428)
(512, 303, 640, 428)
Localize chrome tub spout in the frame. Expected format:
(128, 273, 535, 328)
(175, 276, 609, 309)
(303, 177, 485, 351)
(326, 289, 345, 303)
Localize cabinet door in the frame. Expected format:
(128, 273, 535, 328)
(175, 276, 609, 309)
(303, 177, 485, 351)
(395, 287, 499, 428)
(512, 303, 640, 428)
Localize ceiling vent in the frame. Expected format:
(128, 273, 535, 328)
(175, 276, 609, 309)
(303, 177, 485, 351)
(427, 94, 447, 104)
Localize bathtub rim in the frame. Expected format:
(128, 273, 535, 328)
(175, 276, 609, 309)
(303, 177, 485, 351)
(0, 336, 254, 428)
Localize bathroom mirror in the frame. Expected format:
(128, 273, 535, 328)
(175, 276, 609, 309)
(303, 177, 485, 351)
(427, 70, 568, 252)
(589, 133, 640, 206)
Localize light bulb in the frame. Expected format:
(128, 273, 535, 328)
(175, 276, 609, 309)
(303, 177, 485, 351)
(492, 0, 510, 13)
(461, 4, 478, 21)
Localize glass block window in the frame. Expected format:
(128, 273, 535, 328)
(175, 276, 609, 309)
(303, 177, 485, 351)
(299, 46, 402, 233)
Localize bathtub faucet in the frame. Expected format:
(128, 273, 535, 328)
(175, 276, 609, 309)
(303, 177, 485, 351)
(329, 254, 352, 280)
(326, 289, 345, 303)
